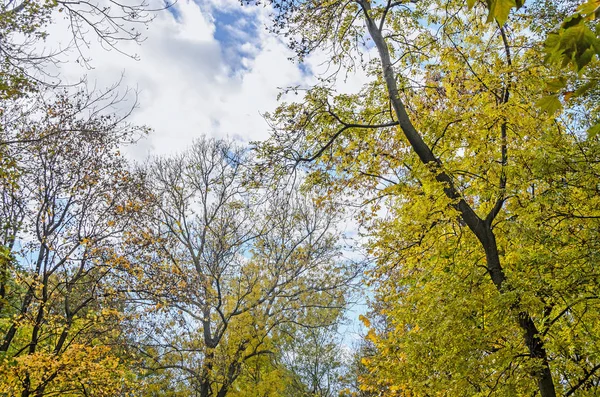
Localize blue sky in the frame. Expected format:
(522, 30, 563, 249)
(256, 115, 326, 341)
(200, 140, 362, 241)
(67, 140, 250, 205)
(213, 7, 261, 71)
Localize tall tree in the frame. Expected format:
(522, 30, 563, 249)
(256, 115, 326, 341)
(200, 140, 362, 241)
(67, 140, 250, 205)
(0, 0, 166, 300)
(254, 0, 600, 395)
(278, 323, 347, 397)
(0, 88, 148, 396)
(127, 137, 355, 397)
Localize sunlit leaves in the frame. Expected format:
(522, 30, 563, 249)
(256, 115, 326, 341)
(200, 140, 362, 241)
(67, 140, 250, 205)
(257, 0, 600, 395)
(483, 0, 521, 25)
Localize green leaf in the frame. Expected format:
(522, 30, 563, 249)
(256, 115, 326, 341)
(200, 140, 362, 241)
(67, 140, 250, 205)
(562, 13, 584, 29)
(546, 77, 567, 92)
(574, 80, 596, 96)
(536, 94, 563, 114)
(576, 47, 596, 70)
(486, 0, 518, 25)
(544, 17, 600, 71)
(577, 0, 600, 17)
(588, 123, 600, 138)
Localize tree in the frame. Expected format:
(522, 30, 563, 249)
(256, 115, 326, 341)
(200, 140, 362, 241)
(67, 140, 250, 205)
(126, 137, 355, 397)
(339, 336, 379, 397)
(0, 0, 165, 311)
(226, 348, 291, 397)
(278, 323, 347, 397)
(0, 88, 148, 396)
(0, 0, 166, 96)
(254, 0, 600, 395)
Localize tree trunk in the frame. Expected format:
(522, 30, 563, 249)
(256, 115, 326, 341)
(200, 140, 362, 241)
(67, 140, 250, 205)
(200, 349, 215, 397)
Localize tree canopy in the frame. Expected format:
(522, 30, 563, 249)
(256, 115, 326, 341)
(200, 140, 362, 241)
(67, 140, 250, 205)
(1, 0, 600, 396)
(254, 0, 600, 396)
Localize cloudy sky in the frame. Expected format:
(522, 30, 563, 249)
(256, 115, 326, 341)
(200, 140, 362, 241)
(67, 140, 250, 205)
(44, 0, 369, 161)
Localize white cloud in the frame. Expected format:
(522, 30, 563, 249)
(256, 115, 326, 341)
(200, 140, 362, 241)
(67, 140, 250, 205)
(36, 0, 372, 165)
(37, 0, 308, 160)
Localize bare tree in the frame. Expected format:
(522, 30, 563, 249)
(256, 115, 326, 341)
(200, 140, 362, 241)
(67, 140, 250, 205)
(127, 137, 356, 397)
(0, 0, 170, 92)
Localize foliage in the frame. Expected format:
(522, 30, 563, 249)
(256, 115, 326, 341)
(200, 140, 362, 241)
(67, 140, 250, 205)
(543, 0, 600, 72)
(339, 336, 379, 397)
(0, 0, 358, 395)
(0, 88, 148, 396)
(7, 0, 600, 395)
(278, 324, 347, 397)
(255, 0, 600, 396)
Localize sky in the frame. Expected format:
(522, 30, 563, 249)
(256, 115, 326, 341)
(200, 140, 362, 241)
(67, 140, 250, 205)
(43, 0, 370, 161)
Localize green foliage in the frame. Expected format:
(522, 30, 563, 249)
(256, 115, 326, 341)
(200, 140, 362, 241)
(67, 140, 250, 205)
(544, 0, 600, 72)
(0, 0, 55, 99)
(481, 0, 524, 25)
(536, 94, 563, 114)
(256, 0, 600, 395)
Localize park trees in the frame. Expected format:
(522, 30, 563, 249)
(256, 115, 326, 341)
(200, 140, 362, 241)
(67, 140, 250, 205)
(0, 0, 364, 395)
(127, 137, 355, 397)
(254, 0, 600, 395)
(0, 0, 166, 349)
